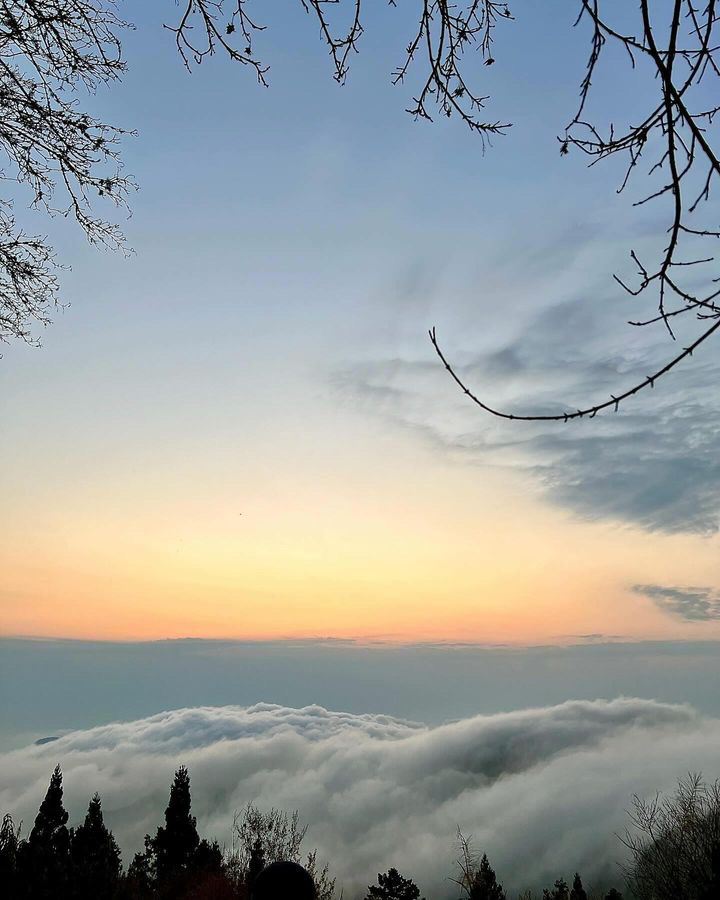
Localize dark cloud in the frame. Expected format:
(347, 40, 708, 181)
(634, 584, 720, 621)
(1, 699, 718, 897)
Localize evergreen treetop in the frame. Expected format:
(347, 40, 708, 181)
(70, 793, 121, 898)
(468, 853, 506, 900)
(149, 764, 200, 881)
(570, 873, 587, 900)
(29, 764, 69, 846)
(366, 867, 424, 900)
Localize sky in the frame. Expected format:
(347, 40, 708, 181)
(2, 4, 720, 895)
(1, 1, 719, 646)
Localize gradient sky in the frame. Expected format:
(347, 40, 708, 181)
(2, 1, 720, 643)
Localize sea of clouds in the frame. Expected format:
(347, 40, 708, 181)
(3, 698, 720, 897)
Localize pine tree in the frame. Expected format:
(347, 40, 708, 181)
(543, 879, 569, 900)
(125, 841, 155, 898)
(570, 874, 587, 900)
(70, 793, 122, 898)
(150, 765, 201, 884)
(468, 853, 506, 900)
(366, 867, 425, 900)
(17, 765, 71, 899)
(0, 813, 19, 896)
(134, 765, 227, 896)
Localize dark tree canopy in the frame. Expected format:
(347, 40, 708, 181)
(69, 793, 122, 899)
(569, 872, 587, 900)
(543, 877, 570, 900)
(128, 765, 224, 897)
(365, 867, 425, 900)
(0, 813, 20, 895)
(454, 833, 506, 900)
(151, 765, 201, 880)
(467, 853, 506, 900)
(17, 764, 71, 898)
(246, 837, 265, 888)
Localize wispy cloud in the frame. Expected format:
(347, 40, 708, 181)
(336, 224, 720, 534)
(634, 584, 720, 621)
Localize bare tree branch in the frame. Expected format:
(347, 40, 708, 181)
(2, 1, 513, 346)
(0, 0, 135, 346)
(433, 0, 720, 419)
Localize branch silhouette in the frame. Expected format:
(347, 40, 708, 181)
(433, 0, 720, 420)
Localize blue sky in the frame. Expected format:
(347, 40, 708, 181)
(3, 8, 720, 895)
(3, 636, 720, 751)
(2, 1, 720, 641)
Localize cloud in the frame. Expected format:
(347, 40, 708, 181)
(337, 281, 720, 534)
(2, 699, 719, 897)
(634, 584, 720, 621)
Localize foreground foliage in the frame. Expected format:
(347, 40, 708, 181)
(5, 765, 718, 898)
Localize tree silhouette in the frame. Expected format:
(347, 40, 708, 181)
(246, 837, 265, 888)
(466, 854, 506, 900)
(17, 764, 71, 899)
(0, 1, 134, 346)
(151, 766, 200, 881)
(543, 879, 569, 900)
(125, 842, 155, 898)
(69, 793, 122, 899)
(0, 813, 20, 896)
(365, 867, 424, 900)
(623, 773, 720, 900)
(453, 832, 505, 900)
(569, 873, 587, 900)
(228, 803, 335, 900)
(128, 766, 225, 897)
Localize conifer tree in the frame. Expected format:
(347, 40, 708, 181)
(125, 841, 155, 898)
(543, 879, 570, 900)
(70, 793, 122, 898)
(150, 765, 200, 884)
(132, 765, 225, 896)
(570, 874, 587, 900)
(0, 813, 19, 896)
(366, 867, 425, 900)
(17, 765, 71, 899)
(468, 853, 506, 900)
